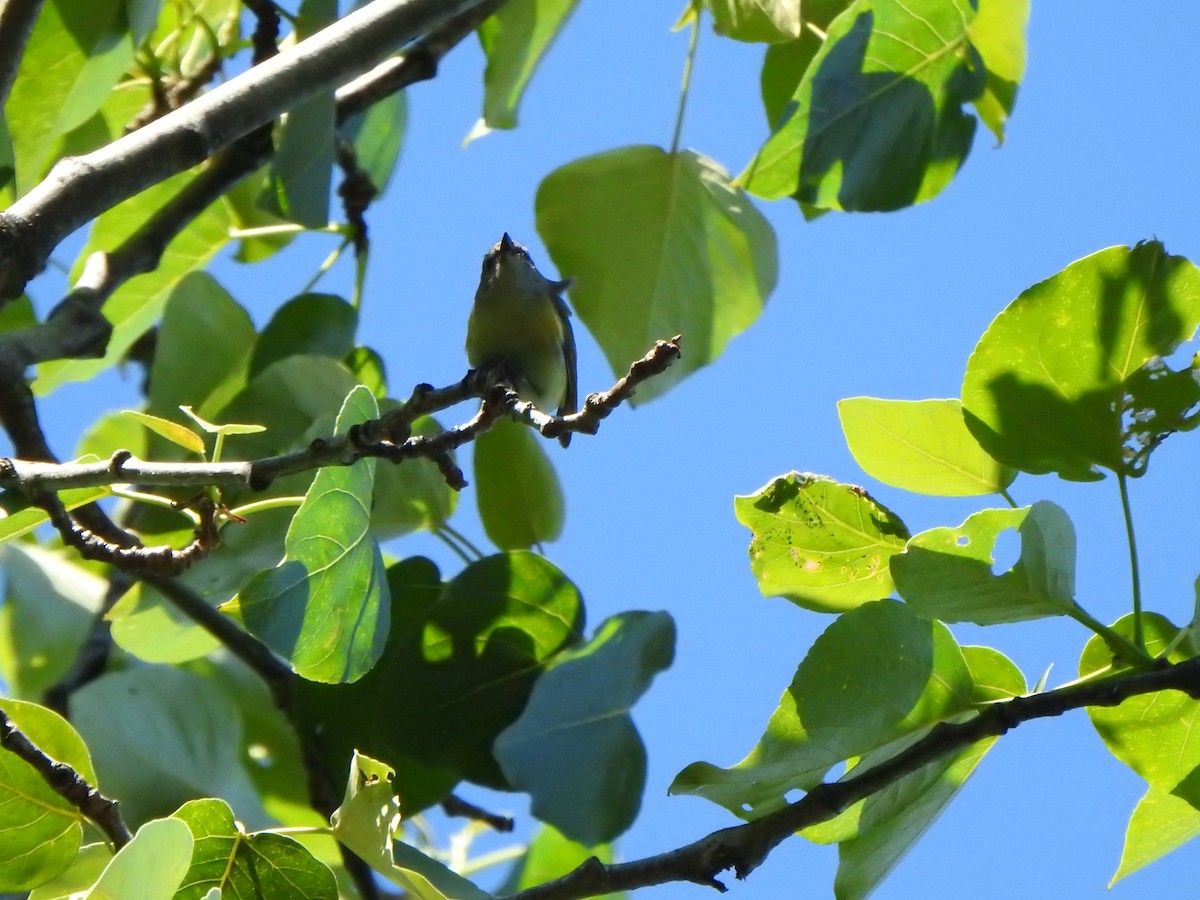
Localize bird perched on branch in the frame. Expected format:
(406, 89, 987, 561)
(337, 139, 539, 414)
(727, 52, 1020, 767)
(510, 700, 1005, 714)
(466, 233, 578, 447)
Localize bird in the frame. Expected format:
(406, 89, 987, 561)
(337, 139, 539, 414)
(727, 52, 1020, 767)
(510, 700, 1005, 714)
(466, 233, 578, 448)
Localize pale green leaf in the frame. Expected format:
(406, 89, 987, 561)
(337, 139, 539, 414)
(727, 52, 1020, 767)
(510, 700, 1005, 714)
(963, 241, 1200, 480)
(742, 0, 986, 210)
(27, 843, 112, 900)
(670, 600, 973, 819)
(838, 397, 1015, 496)
(537, 146, 776, 402)
(0, 700, 95, 891)
(1112, 787, 1200, 885)
(497, 826, 621, 897)
(478, 0, 581, 130)
(734, 472, 909, 612)
(82, 817, 192, 900)
(891, 501, 1077, 624)
(475, 418, 563, 549)
(705, 0, 801, 42)
(968, 0, 1030, 142)
(0, 486, 110, 542)
(238, 386, 389, 683)
(121, 410, 206, 455)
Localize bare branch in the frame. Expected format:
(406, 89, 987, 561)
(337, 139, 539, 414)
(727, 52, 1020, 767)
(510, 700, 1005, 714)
(503, 657, 1200, 900)
(0, 338, 682, 493)
(0, 0, 492, 300)
(0, 707, 132, 849)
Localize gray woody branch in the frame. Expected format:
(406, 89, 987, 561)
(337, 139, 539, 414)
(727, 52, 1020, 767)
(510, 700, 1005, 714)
(505, 656, 1200, 899)
(0, 338, 684, 494)
(0, 0, 491, 301)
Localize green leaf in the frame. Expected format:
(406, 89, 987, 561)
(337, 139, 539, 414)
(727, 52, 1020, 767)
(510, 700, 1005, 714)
(819, 646, 1023, 899)
(71, 667, 269, 828)
(239, 386, 389, 683)
(838, 397, 1016, 496)
(1081, 613, 1200, 790)
(27, 843, 112, 900)
(330, 752, 492, 899)
(82, 817, 192, 900)
(0, 486, 111, 542)
(0, 543, 107, 698)
(270, 0, 336, 227)
(126, 0, 165, 44)
(121, 409, 207, 455)
(759, 1, 852, 127)
(705, 0, 800, 42)
(7, 0, 133, 194)
(496, 611, 675, 844)
(370, 414, 457, 539)
(35, 168, 232, 393)
(498, 825, 621, 897)
(250, 293, 358, 378)
(213, 356, 360, 462)
(108, 507, 291, 664)
(342, 92, 406, 193)
(537, 146, 776, 403)
(345, 346, 387, 397)
(670, 600, 973, 818)
(148, 273, 256, 421)
(296, 553, 585, 798)
(962, 241, 1200, 480)
(478, 0, 581, 131)
(475, 419, 564, 549)
(0, 700, 95, 891)
(968, 0, 1029, 142)
(890, 501, 1077, 624)
(172, 798, 337, 900)
(734, 472, 909, 612)
(1112, 786, 1200, 885)
(741, 0, 987, 211)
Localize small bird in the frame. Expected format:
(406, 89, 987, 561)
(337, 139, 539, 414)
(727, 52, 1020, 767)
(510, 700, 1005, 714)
(466, 233, 578, 447)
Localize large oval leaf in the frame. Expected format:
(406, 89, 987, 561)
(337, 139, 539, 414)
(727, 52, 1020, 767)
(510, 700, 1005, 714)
(962, 241, 1200, 481)
(537, 145, 776, 403)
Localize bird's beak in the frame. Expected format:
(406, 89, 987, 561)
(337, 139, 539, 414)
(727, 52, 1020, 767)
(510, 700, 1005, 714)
(500, 232, 515, 254)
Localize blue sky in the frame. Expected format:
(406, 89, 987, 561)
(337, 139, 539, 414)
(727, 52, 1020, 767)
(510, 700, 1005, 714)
(22, 1, 1200, 897)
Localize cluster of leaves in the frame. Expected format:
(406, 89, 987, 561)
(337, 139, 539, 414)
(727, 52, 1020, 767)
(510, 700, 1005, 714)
(0, 0, 1066, 897)
(678, 240, 1200, 897)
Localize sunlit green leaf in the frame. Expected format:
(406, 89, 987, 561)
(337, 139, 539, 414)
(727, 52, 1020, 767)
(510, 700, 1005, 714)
(121, 409, 206, 455)
(36, 169, 232, 393)
(7, 0, 133, 193)
(705, 0, 800, 42)
(742, 0, 988, 211)
(734, 472, 908, 612)
(538, 146, 776, 403)
(0, 485, 111, 543)
(891, 501, 1077, 624)
(963, 241, 1200, 480)
(239, 386, 388, 683)
(671, 600, 973, 818)
(330, 752, 492, 899)
(968, 0, 1030, 142)
(497, 825, 621, 897)
(0, 700, 95, 891)
(478, 0, 581, 131)
(475, 419, 563, 550)
(496, 611, 674, 844)
(1112, 787, 1200, 885)
(838, 397, 1015, 496)
(173, 798, 337, 899)
(27, 843, 112, 900)
(371, 414, 457, 539)
(81, 817, 192, 900)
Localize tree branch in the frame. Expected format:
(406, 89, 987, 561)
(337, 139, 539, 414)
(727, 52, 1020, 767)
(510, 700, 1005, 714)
(0, 337, 683, 493)
(503, 656, 1200, 900)
(0, 0, 492, 300)
(0, 707, 132, 849)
